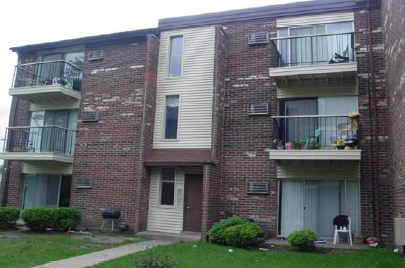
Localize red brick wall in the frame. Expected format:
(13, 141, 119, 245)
(70, 37, 158, 231)
(202, 27, 227, 236)
(220, 19, 278, 235)
(382, 0, 405, 223)
(0, 52, 35, 207)
(354, 7, 391, 241)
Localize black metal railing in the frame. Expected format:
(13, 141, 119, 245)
(272, 115, 359, 150)
(12, 60, 83, 91)
(2, 126, 76, 156)
(271, 32, 355, 67)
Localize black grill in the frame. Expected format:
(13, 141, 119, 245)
(102, 209, 120, 219)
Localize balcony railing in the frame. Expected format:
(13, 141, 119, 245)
(2, 126, 76, 156)
(271, 32, 355, 67)
(272, 115, 359, 150)
(12, 60, 83, 91)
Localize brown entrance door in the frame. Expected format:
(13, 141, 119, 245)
(184, 174, 203, 232)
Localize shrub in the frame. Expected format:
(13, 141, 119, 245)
(21, 208, 56, 231)
(136, 249, 177, 268)
(287, 229, 318, 252)
(206, 217, 246, 245)
(55, 208, 82, 231)
(223, 221, 260, 248)
(207, 216, 263, 248)
(0, 207, 20, 229)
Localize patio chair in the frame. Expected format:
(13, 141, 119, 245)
(303, 128, 321, 149)
(333, 215, 353, 246)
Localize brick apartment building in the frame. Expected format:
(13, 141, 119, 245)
(0, 0, 403, 244)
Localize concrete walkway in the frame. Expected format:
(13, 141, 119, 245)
(32, 239, 175, 268)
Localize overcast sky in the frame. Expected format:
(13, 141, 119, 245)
(0, 0, 308, 163)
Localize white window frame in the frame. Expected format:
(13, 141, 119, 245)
(166, 35, 184, 78)
(163, 94, 181, 141)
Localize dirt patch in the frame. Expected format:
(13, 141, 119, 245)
(72, 234, 140, 244)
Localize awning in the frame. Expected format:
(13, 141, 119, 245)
(144, 149, 212, 166)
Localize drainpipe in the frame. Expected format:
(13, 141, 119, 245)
(365, 0, 381, 240)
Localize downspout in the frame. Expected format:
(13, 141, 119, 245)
(365, 1, 381, 239)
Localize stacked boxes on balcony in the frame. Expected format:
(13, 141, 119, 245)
(0, 0, 401, 243)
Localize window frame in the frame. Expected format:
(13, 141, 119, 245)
(163, 94, 181, 141)
(159, 168, 176, 207)
(167, 35, 184, 78)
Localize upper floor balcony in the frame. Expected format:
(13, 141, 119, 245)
(0, 126, 76, 163)
(268, 114, 361, 161)
(9, 60, 82, 103)
(269, 33, 357, 89)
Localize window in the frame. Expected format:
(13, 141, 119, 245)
(20, 174, 72, 209)
(280, 180, 360, 236)
(164, 95, 179, 139)
(160, 168, 175, 205)
(277, 21, 354, 66)
(168, 36, 183, 77)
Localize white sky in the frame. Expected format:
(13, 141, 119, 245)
(0, 0, 308, 163)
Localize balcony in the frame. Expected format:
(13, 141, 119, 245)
(269, 33, 357, 89)
(268, 114, 361, 161)
(9, 60, 82, 103)
(0, 126, 76, 163)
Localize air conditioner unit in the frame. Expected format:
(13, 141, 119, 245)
(76, 178, 92, 189)
(246, 182, 268, 194)
(248, 32, 269, 45)
(247, 103, 269, 115)
(88, 50, 104, 61)
(82, 111, 99, 122)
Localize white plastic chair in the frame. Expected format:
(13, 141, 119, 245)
(333, 216, 353, 245)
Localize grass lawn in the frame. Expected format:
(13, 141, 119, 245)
(92, 241, 404, 268)
(0, 230, 139, 268)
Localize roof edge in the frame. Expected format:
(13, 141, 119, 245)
(158, 0, 380, 31)
(10, 28, 158, 53)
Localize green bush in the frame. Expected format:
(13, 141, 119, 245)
(207, 216, 263, 248)
(0, 207, 20, 229)
(223, 221, 260, 248)
(136, 249, 177, 268)
(287, 229, 318, 252)
(21, 208, 56, 231)
(55, 208, 82, 231)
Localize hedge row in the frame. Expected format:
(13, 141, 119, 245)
(0, 207, 81, 231)
(21, 207, 82, 231)
(0, 207, 20, 229)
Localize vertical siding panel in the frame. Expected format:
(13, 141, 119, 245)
(153, 26, 215, 149)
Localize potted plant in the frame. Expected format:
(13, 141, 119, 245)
(307, 140, 321, 150)
(273, 138, 284, 150)
(292, 139, 303, 150)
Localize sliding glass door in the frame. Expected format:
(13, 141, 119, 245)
(280, 179, 360, 237)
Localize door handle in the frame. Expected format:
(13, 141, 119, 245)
(186, 206, 190, 209)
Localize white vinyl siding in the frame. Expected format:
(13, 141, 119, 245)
(277, 85, 358, 99)
(153, 26, 215, 149)
(22, 162, 73, 174)
(147, 167, 184, 233)
(277, 12, 354, 28)
(29, 101, 80, 111)
(147, 167, 203, 233)
(276, 161, 360, 179)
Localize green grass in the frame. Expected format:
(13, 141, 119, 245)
(0, 231, 137, 268)
(92, 241, 404, 268)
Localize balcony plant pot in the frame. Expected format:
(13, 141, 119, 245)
(292, 140, 303, 150)
(277, 145, 284, 150)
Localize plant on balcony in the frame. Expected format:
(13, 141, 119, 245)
(292, 139, 303, 150)
(307, 140, 321, 150)
(273, 138, 283, 150)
